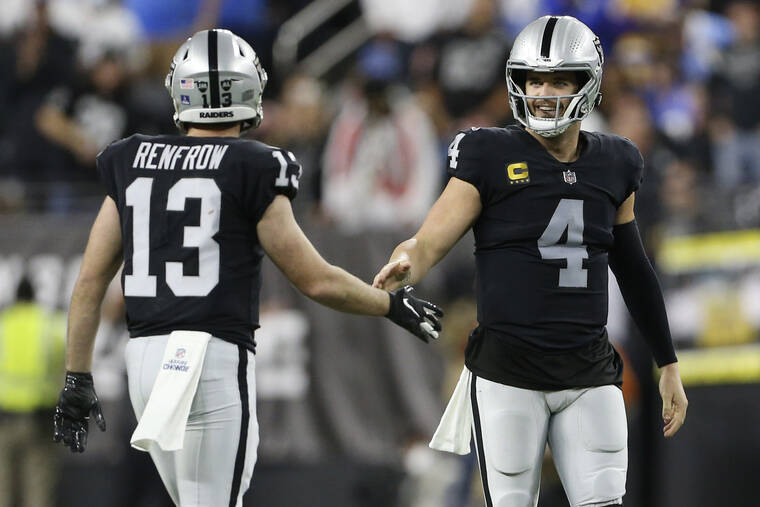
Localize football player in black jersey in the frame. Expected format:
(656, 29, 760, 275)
(52, 29, 442, 506)
(374, 16, 687, 507)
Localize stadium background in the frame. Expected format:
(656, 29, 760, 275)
(1, 0, 759, 505)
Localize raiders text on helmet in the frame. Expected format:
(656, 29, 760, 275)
(165, 29, 268, 132)
(506, 16, 604, 137)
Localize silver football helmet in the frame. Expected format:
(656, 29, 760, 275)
(506, 16, 604, 137)
(165, 29, 268, 132)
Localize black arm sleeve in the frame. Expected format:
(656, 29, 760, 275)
(609, 220, 677, 367)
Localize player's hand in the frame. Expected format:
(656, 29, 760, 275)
(53, 371, 106, 453)
(386, 286, 443, 342)
(659, 362, 687, 438)
(373, 258, 411, 291)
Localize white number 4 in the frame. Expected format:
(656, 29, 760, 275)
(538, 199, 588, 288)
(447, 133, 466, 169)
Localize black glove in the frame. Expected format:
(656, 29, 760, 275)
(386, 286, 444, 343)
(53, 371, 106, 453)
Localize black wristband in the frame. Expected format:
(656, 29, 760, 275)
(64, 371, 94, 386)
(609, 221, 677, 367)
(66, 371, 93, 379)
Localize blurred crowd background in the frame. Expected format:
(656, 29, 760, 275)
(1, 0, 759, 506)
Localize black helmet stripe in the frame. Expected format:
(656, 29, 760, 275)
(540, 16, 558, 59)
(208, 29, 221, 108)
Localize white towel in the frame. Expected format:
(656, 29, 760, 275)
(429, 366, 473, 455)
(130, 331, 212, 452)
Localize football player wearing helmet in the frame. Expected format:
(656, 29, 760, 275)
(53, 29, 442, 507)
(374, 16, 687, 507)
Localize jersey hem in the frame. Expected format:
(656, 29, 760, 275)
(130, 328, 256, 354)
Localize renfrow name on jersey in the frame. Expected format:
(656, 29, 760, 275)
(132, 142, 230, 171)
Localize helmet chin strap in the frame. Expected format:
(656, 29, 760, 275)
(535, 124, 570, 137)
(526, 114, 573, 137)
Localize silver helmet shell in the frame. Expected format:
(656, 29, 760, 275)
(506, 16, 604, 137)
(165, 29, 268, 132)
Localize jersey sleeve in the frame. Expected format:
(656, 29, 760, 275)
(621, 137, 644, 199)
(446, 128, 489, 202)
(95, 144, 118, 202)
(245, 148, 303, 223)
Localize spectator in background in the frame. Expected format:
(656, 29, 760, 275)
(609, 32, 655, 92)
(124, 0, 274, 82)
(640, 57, 701, 147)
(361, 0, 472, 44)
(412, 0, 510, 132)
(0, 0, 78, 206)
(263, 74, 330, 219)
(34, 49, 141, 211)
(0, 1, 78, 141)
(610, 32, 703, 150)
(322, 39, 440, 232)
(708, 0, 760, 189)
(607, 92, 673, 245)
(125, 0, 268, 43)
(658, 159, 703, 236)
(0, 277, 65, 507)
(680, 7, 734, 83)
(48, 0, 175, 138)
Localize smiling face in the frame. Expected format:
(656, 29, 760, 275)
(524, 70, 580, 118)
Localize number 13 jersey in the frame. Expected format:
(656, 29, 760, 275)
(97, 134, 302, 352)
(448, 126, 643, 389)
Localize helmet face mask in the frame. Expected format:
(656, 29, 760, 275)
(506, 16, 604, 137)
(165, 29, 268, 133)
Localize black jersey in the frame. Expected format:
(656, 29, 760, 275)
(97, 134, 302, 352)
(448, 125, 642, 389)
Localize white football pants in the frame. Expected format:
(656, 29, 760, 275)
(471, 375, 627, 507)
(125, 335, 258, 507)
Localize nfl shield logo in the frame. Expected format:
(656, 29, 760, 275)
(221, 79, 232, 91)
(180, 94, 191, 105)
(175, 348, 186, 359)
(563, 170, 577, 185)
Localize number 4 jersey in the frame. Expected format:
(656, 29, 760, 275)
(448, 126, 643, 389)
(97, 134, 302, 352)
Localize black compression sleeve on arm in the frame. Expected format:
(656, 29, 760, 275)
(608, 220, 677, 367)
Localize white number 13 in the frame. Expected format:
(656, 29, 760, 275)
(124, 177, 221, 297)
